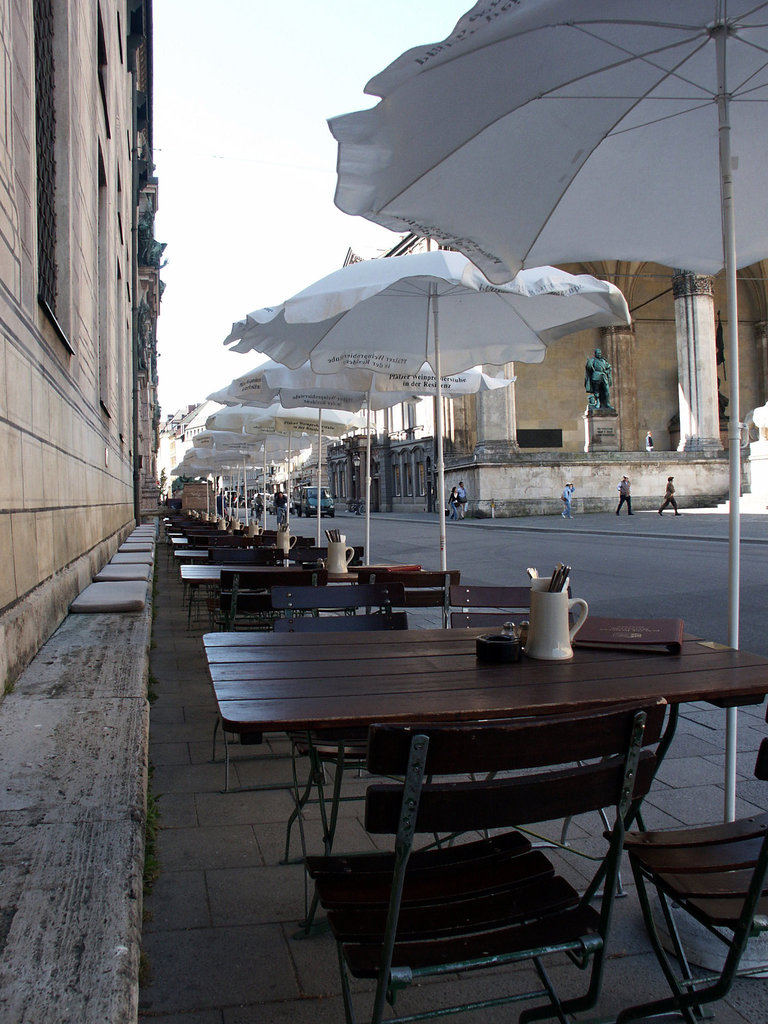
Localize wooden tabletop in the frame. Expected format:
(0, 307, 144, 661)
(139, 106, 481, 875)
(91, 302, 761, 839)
(181, 565, 353, 584)
(203, 628, 768, 733)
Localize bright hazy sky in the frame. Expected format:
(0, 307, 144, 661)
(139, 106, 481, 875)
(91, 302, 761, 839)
(152, 1, 471, 416)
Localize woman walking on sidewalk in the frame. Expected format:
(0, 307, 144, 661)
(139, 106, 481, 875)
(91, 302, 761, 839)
(658, 476, 682, 516)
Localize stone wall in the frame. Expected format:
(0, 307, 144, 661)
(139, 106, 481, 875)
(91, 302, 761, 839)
(0, 2, 144, 690)
(445, 452, 731, 517)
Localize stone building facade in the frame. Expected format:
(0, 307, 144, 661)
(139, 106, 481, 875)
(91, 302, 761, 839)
(0, 0, 159, 689)
(328, 236, 768, 516)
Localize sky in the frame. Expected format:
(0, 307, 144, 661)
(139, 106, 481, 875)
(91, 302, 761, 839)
(151, 0, 472, 416)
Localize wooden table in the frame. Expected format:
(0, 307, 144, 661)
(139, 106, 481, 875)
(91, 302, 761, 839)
(204, 628, 768, 734)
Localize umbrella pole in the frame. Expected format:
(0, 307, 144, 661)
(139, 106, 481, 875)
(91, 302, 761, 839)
(717, 25, 741, 821)
(262, 447, 268, 532)
(431, 284, 448, 572)
(365, 392, 372, 563)
(287, 433, 292, 529)
(317, 409, 323, 547)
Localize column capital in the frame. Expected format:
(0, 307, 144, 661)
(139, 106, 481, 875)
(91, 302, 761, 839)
(672, 270, 714, 299)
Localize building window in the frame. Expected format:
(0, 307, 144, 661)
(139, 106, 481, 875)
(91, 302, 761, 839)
(97, 5, 111, 138)
(393, 464, 401, 497)
(405, 456, 414, 497)
(417, 460, 426, 496)
(97, 148, 112, 415)
(34, 0, 57, 314)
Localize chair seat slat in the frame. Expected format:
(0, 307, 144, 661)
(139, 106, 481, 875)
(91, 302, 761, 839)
(328, 872, 577, 941)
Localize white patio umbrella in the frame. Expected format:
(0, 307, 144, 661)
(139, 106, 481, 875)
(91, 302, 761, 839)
(209, 359, 514, 559)
(224, 250, 629, 568)
(328, 0, 764, 817)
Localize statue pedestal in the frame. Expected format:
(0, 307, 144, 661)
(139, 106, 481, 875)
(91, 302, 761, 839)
(584, 409, 620, 453)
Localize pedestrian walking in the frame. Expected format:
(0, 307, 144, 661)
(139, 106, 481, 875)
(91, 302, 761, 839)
(448, 486, 459, 520)
(456, 480, 467, 518)
(645, 430, 654, 452)
(616, 476, 633, 515)
(561, 481, 575, 519)
(658, 476, 681, 516)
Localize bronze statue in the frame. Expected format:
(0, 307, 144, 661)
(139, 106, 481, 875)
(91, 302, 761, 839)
(584, 348, 615, 411)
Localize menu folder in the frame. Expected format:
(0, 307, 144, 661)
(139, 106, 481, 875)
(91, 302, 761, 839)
(574, 616, 684, 654)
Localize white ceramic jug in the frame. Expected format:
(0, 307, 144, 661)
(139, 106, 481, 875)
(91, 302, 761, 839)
(524, 577, 588, 661)
(276, 528, 297, 554)
(326, 540, 355, 574)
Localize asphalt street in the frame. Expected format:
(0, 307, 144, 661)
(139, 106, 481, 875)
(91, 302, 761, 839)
(296, 506, 768, 656)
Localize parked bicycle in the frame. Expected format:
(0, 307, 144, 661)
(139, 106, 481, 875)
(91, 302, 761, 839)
(347, 498, 366, 516)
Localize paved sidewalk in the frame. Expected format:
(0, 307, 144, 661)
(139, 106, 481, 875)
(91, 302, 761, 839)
(139, 520, 768, 1023)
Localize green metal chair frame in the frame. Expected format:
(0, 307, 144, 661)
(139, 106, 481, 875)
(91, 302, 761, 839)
(308, 701, 666, 1024)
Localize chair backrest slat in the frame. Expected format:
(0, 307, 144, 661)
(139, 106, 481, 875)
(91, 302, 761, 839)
(270, 582, 405, 613)
(364, 702, 666, 836)
(219, 567, 328, 593)
(209, 547, 282, 565)
(273, 610, 409, 633)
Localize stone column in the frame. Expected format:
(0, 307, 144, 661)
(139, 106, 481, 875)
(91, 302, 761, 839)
(473, 362, 519, 459)
(672, 271, 722, 452)
(755, 321, 768, 407)
(600, 323, 638, 449)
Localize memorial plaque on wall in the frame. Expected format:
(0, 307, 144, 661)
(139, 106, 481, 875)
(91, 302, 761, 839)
(517, 429, 563, 449)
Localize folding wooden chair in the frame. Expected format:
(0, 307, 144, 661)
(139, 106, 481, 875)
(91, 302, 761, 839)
(271, 582, 408, 882)
(355, 569, 460, 627)
(270, 581, 405, 627)
(617, 702, 768, 1024)
(308, 700, 666, 1024)
(215, 567, 328, 631)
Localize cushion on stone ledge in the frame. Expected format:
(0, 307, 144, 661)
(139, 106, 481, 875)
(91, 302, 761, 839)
(111, 552, 154, 564)
(119, 542, 154, 552)
(70, 581, 148, 613)
(94, 564, 153, 582)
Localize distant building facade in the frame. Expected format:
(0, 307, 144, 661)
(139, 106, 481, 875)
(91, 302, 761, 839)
(0, 0, 160, 688)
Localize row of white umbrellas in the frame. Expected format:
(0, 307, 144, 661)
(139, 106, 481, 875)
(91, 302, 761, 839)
(215, 252, 630, 565)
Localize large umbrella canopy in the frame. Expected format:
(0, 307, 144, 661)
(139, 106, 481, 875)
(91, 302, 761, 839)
(224, 250, 629, 568)
(327, 0, 763, 816)
(328, 1, 768, 282)
(224, 250, 629, 375)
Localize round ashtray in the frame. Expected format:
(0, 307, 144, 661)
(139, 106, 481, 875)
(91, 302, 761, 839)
(476, 634, 522, 663)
